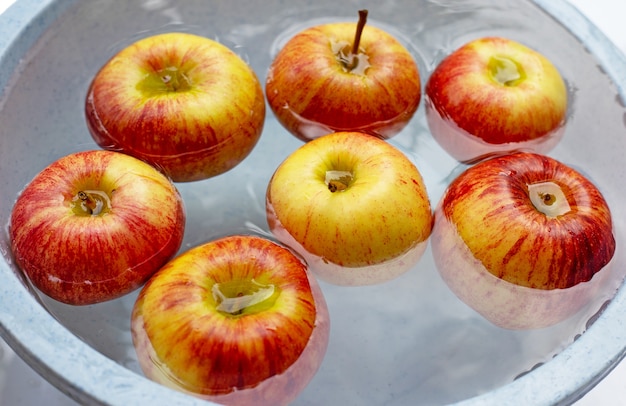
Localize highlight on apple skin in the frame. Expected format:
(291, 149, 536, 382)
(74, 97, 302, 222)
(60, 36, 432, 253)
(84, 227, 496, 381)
(431, 152, 616, 329)
(131, 235, 330, 406)
(9, 150, 186, 306)
(266, 131, 433, 286)
(425, 36, 568, 163)
(266, 10, 421, 142)
(85, 32, 266, 182)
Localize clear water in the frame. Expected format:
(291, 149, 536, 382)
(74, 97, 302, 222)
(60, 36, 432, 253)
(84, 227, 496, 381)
(0, 0, 625, 404)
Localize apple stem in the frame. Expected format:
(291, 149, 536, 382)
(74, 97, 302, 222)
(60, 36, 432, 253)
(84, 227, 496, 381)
(489, 56, 524, 87)
(542, 193, 556, 205)
(328, 181, 345, 192)
(528, 182, 571, 218)
(212, 281, 277, 316)
(347, 9, 368, 71)
(162, 74, 178, 91)
(73, 190, 110, 216)
(325, 170, 352, 193)
(78, 191, 97, 215)
(162, 71, 183, 91)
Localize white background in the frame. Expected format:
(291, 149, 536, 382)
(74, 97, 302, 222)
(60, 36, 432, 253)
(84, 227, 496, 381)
(0, 0, 624, 404)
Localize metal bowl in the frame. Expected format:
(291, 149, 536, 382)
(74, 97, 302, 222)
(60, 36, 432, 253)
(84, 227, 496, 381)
(1, 0, 625, 404)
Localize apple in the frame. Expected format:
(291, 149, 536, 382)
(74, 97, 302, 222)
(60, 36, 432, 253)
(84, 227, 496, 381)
(131, 235, 329, 405)
(425, 36, 568, 163)
(85, 32, 265, 182)
(266, 131, 433, 286)
(431, 152, 616, 329)
(9, 150, 185, 305)
(266, 10, 421, 142)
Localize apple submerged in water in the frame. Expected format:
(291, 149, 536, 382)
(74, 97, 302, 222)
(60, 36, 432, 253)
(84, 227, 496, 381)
(131, 235, 330, 406)
(9, 150, 185, 305)
(425, 36, 568, 163)
(266, 10, 421, 142)
(431, 152, 616, 329)
(85, 32, 266, 182)
(266, 131, 433, 286)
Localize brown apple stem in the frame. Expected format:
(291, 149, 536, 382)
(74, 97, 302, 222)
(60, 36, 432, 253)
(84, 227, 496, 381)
(528, 182, 571, 218)
(78, 191, 97, 215)
(325, 170, 352, 193)
(328, 180, 347, 193)
(163, 74, 178, 91)
(74, 190, 111, 216)
(347, 9, 368, 70)
(542, 193, 556, 205)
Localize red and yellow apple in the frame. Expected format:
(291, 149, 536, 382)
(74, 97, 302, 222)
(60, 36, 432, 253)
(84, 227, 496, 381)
(266, 10, 421, 142)
(425, 36, 567, 163)
(431, 152, 615, 329)
(266, 131, 433, 286)
(9, 150, 185, 305)
(85, 32, 266, 182)
(131, 235, 329, 405)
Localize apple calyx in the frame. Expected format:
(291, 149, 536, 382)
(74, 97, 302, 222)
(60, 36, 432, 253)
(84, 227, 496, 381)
(325, 170, 353, 192)
(71, 190, 111, 216)
(138, 66, 192, 95)
(528, 181, 571, 217)
(488, 55, 525, 86)
(211, 279, 280, 317)
(332, 9, 371, 75)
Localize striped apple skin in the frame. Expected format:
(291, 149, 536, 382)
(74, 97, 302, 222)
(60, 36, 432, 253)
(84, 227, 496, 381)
(131, 235, 329, 405)
(266, 23, 421, 141)
(9, 150, 185, 305)
(437, 152, 614, 290)
(86, 32, 265, 182)
(431, 152, 616, 329)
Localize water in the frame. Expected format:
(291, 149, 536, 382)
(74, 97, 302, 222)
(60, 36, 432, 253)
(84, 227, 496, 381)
(0, 0, 625, 404)
(425, 98, 567, 163)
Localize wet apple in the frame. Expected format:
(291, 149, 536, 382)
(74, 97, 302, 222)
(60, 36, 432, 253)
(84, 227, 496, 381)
(131, 235, 330, 405)
(431, 152, 616, 329)
(266, 10, 421, 141)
